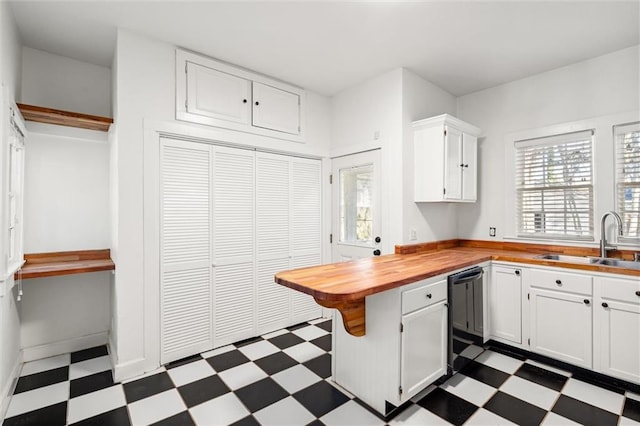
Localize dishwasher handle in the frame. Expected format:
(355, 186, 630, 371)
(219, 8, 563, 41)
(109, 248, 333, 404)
(450, 268, 483, 285)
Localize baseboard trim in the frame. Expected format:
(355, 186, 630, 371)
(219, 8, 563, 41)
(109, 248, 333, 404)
(487, 340, 640, 394)
(22, 332, 108, 362)
(0, 352, 22, 422)
(112, 357, 146, 383)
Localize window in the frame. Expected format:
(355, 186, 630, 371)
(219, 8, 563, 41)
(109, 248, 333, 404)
(339, 165, 373, 243)
(515, 130, 594, 240)
(615, 122, 640, 240)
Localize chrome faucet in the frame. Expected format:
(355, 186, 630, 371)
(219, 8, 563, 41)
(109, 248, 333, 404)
(600, 211, 624, 258)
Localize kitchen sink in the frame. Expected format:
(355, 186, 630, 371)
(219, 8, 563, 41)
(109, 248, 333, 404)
(592, 258, 640, 270)
(536, 254, 640, 270)
(536, 254, 597, 264)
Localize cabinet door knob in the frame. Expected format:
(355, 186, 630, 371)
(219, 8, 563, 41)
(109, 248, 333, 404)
(373, 249, 381, 256)
(555, 279, 562, 285)
(515, 270, 520, 276)
(375, 236, 381, 243)
(243, 99, 247, 103)
(602, 302, 609, 308)
(426, 293, 432, 299)
(636, 290, 640, 297)
(460, 163, 465, 167)
(255, 101, 260, 106)
(464, 164, 469, 168)
(584, 299, 590, 305)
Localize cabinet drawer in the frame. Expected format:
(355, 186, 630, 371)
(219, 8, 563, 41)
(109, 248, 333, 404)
(528, 268, 592, 295)
(402, 279, 447, 315)
(598, 277, 640, 304)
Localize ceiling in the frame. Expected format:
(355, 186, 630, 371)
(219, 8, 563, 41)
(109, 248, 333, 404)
(8, 1, 640, 97)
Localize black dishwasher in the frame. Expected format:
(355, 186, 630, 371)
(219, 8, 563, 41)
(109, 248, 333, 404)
(447, 266, 485, 376)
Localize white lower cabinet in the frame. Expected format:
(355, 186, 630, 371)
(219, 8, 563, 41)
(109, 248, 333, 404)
(333, 276, 449, 416)
(488, 265, 522, 344)
(526, 269, 593, 369)
(529, 288, 593, 368)
(488, 263, 640, 385)
(593, 276, 640, 383)
(400, 286, 447, 399)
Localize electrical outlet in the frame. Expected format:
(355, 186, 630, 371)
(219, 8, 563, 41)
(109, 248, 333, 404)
(489, 227, 496, 237)
(410, 229, 417, 241)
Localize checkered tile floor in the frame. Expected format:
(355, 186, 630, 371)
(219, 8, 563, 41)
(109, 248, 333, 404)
(3, 318, 640, 425)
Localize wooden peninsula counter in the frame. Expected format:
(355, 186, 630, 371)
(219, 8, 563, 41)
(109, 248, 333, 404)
(274, 239, 640, 337)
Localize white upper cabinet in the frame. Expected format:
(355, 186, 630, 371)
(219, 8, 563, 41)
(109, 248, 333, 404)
(252, 82, 300, 135)
(413, 114, 481, 203)
(185, 61, 251, 125)
(177, 49, 305, 142)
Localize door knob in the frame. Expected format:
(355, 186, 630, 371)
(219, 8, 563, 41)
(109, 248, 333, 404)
(375, 236, 381, 243)
(584, 299, 590, 305)
(373, 249, 381, 256)
(602, 302, 608, 308)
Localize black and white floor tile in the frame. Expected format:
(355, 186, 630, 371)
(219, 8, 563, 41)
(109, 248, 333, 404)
(3, 318, 640, 425)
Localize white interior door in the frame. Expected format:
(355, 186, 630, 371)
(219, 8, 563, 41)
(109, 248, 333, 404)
(160, 138, 213, 364)
(331, 150, 382, 262)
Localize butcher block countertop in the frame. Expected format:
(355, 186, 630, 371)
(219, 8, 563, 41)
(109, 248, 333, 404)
(274, 239, 640, 337)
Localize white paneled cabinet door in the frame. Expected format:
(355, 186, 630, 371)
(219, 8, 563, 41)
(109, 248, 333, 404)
(290, 158, 322, 323)
(212, 146, 256, 347)
(594, 277, 640, 383)
(488, 266, 522, 344)
(256, 152, 292, 334)
(461, 133, 477, 201)
(252, 82, 300, 135)
(444, 127, 463, 200)
(400, 300, 447, 401)
(160, 138, 213, 364)
(186, 62, 251, 124)
(529, 288, 592, 368)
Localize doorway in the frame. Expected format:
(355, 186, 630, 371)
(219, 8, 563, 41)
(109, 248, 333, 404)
(331, 150, 382, 262)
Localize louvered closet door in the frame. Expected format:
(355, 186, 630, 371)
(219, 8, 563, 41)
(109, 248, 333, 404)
(160, 138, 212, 364)
(212, 146, 256, 347)
(256, 152, 293, 334)
(291, 158, 323, 322)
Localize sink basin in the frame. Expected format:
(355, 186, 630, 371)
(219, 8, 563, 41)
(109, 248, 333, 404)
(536, 254, 640, 270)
(536, 254, 597, 264)
(592, 258, 640, 270)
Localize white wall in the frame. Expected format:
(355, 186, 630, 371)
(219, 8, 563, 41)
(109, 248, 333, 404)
(21, 47, 112, 117)
(401, 68, 457, 244)
(456, 46, 640, 244)
(0, 1, 22, 418)
(20, 273, 110, 360)
(329, 68, 459, 251)
(113, 29, 332, 379)
(23, 124, 110, 252)
(330, 68, 403, 253)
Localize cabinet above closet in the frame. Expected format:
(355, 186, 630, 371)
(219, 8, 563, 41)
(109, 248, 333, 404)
(176, 49, 305, 142)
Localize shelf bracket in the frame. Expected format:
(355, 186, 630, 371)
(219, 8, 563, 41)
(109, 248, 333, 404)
(313, 297, 366, 337)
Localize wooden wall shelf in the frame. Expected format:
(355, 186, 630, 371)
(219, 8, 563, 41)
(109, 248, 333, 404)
(17, 103, 113, 132)
(17, 249, 115, 280)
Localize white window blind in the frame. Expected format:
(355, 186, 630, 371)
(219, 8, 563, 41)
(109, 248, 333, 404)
(515, 130, 594, 240)
(615, 122, 640, 240)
